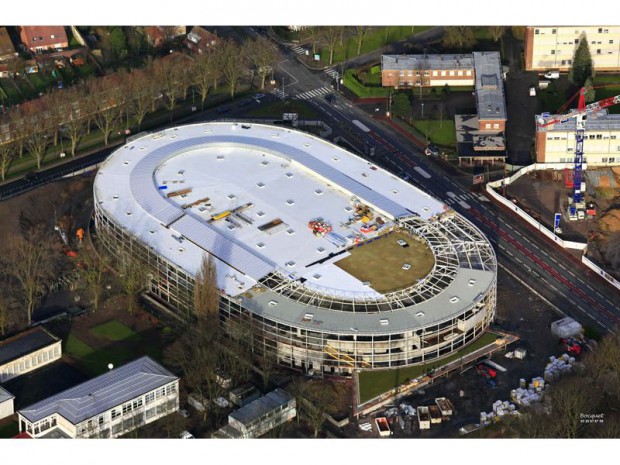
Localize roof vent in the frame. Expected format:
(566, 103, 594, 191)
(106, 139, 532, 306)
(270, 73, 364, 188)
(261, 160, 270, 166)
(285, 172, 293, 178)
(257, 182, 265, 188)
(113, 194, 119, 200)
(228, 194, 236, 200)
(217, 155, 224, 160)
(314, 189, 323, 195)
(317, 247, 325, 253)
(123, 161, 130, 165)
(257, 242, 265, 248)
(256, 211, 265, 217)
(313, 274, 321, 280)
(286, 228, 295, 235)
(286, 199, 295, 206)
(450, 296, 460, 303)
(178, 247, 185, 253)
(332, 156, 340, 162)
(416, 311, 425, 317)
(380, 319, 389, 326)
(303, 313, 314, 321)
(286, 261, 296, 267)
(125, 212, 132, 216)
(149, 229, 155, 234)
(468, 279, 476, 287)
(268, 300, 278, 306)
(303, 143, 311, 147)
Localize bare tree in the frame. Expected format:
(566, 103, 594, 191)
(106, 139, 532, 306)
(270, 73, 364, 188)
(118, 251, 146, 315)
(322, 27, 344, 66)
(81, 244, 108, 312)
(9, 109, 27, 159)
(154, 55, 184, 120)
(306, 26, 323, 55)
(219, 39, 246, 98)
(128, 68, 156, 130)
(489, 26, 506, 42)
(442, 26, 477, 50)
(23, 112, 50, 169)
(354, 26, 372, 56)
(194, 253, 219, 319)
(89, 77, 122, 146)
(246, 37, 279, 90)
(548, 376, 592, 438)
(191, 51, 215, 111)
(287, 376, 308, 424)
(1, 225, 58, 325)
(0, 141, 15, 181)
(300, 382, 336, 438)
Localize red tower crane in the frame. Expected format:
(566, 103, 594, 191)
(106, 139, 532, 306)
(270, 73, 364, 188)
(537, 87, 620, 219)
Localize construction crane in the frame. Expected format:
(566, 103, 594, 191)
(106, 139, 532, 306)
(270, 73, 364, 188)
(537, 86, 620, 220)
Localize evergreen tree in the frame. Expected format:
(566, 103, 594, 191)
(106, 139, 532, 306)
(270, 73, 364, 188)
(584, 77, 596, 103)
(569, 35, 594, 87)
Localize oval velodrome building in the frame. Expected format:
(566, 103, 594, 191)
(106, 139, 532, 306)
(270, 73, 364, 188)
(94, 122, 497, 375)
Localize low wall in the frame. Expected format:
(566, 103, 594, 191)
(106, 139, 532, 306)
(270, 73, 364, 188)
(582, 255, 620, 292)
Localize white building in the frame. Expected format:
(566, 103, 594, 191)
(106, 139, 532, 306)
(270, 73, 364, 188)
(0, 327, 62, 383)
(535, 110, 620, 165)
(525, 26, 620, 72)
(0, 386, 15, 420)
(16, 356, 179, 439)
(213, 389, 296, 438)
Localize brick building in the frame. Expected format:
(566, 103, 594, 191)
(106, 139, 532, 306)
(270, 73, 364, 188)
(186, 26, 218, 55)
(381, 54, 474, 88)
(19, 26, 68, 53)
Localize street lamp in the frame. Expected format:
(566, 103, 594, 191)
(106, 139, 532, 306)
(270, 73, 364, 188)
(421, 102, 424, 119)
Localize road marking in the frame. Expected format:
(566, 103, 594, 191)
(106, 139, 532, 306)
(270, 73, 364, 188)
(414, 166, 431, 179)
(458, 200, 471, 209)
(447, 191, 457, 199)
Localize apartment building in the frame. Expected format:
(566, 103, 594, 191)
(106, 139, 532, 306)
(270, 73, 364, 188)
(0, 327, 62, 383)
(535, 110, 620, 165)
(525, 26, 620, 72)
(16, 356, 179, 439)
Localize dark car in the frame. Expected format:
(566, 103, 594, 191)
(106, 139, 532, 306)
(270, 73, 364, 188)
(23, 172, 41, 182)
(216, 106, 231, 115)
(424, 145, 440, 157)
(324, 93, 337, 103)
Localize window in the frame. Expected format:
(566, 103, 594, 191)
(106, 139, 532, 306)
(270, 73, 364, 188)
(610, 158, 615, 163)
(432, 71, 438, 76)
(122, 403, 133, 415)
(611, 135, 617, 140)
(589, 135, 596, 140)
(598, 28, 603, 33)
(98, 416, 104, 425)
(493, 123, 499, 129)
(457, 70, 463, 76)
(552, 29, 556, 34)
(166, 384, 176, 395)
(132, 399, 143, 409)
(50, 34, 55, 39)
(466, 70, 472, 76)
(449, 70, 455, 76)
(145, 392, 156, 404)
(535, 29, 540, 34)
(610, 40, 614, 44)
(574, 39, 579, 44)
(596, 134, 603, 140)
(440, 70, 446, 76)
(111, 409, 121, 420)
(597, 49, 602, 54)
(551, 50, 555, 54)
(485, 123, 491, 129)
(603, 158, 609, 163)
(399, 71, 404, 77)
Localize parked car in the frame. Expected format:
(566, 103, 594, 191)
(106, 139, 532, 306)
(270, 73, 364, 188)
(402, 263, 411, 271)
(324, 93, 337, 103)
(544, 71, 560, 79)
(397, 239, 409, 248)
(424, 145, 440, 157)
(529, 87, 537, 97)
(180, 430, 195, 439)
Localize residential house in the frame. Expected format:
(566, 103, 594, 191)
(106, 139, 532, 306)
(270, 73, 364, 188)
(0, 27, 16, 61)
(186, 26, 218, 55)
(525, 26, 620, 72)
(144, 26, 186, 48)
(213, 389, 296, 438)
(19, 26, 68, 53)
(535, 110, 620, 166)
(0, 327, 62, 383)
(0, 386, 15, 420)
(16, 356, 179, 439)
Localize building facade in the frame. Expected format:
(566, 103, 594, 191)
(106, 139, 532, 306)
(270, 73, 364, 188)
(19, 26, 68, 53)
(94, 123, 497, 377)
(0, 27, 16, 61)
(381, 54, 474, 88)
(525, 26, 620, 72)
(17, 357, 179, 439)
(186, 26, 218, 55)
(0, 386, 15, 421)
(0, 327, 62, 383)
(214, 389, 296, 438)
(535, 111, 620, 165)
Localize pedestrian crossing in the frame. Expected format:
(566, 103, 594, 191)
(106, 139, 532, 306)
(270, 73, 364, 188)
(291, 45, 307, 56)
(271, 88, 289, 100)
(325, 67, 340, 80)
(295, 86, 332, 100)
(444, 192, 477, 204)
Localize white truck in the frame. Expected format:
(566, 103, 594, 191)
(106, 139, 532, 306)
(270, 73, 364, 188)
(417, 406, 431, 430)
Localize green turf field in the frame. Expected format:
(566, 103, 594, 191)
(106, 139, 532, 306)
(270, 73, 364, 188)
(334, 231, 435, 293)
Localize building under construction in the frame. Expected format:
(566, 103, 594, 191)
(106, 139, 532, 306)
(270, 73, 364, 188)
(94, 123, 497, 375)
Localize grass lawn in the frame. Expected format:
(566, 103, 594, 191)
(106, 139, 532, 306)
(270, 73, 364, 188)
(78, 345, 134, 377)
(331, 26, 433, 64)
(65, 334, 95, 358)
(358, 332, 499, 403)
(246, 99, 321, 119)
(0, 421, 19, 438)
(90, 320, 140, 342)
(411, 119, 457, 147)
(334, 231, 434, 293)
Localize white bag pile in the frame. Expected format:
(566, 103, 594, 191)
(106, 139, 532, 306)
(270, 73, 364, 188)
(543, 353, 574, 382)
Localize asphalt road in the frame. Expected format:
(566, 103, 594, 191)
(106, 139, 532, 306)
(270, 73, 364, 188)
(265, 39, 620, 335)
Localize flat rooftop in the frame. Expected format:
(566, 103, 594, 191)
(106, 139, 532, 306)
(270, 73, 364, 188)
(473, 52, 507, 121)
(95, 123, 447, 298)
(537, 109, 620, 132)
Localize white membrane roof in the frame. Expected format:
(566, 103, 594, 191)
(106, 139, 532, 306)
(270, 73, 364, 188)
(94, 123, 450, 297)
